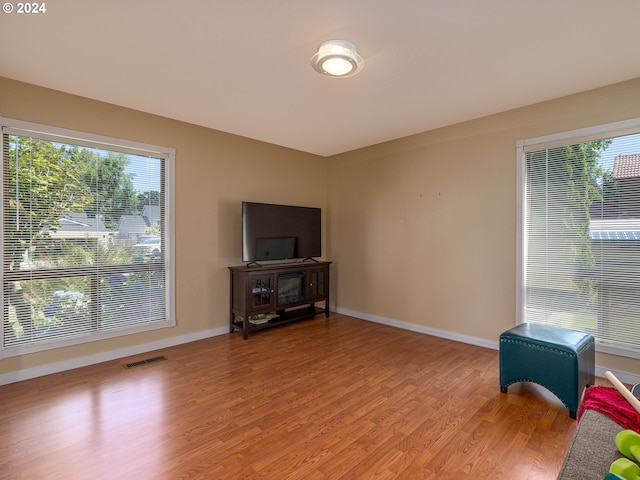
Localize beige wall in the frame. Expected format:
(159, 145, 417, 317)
(0, 77, 327, 376)
(326, 77, 640, 375)
(2, 76, 640, 379)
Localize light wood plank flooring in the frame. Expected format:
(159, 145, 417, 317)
(1, 314, 587, 479)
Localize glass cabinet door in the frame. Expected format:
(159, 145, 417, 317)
(250, 274, 274, 309)
(308, 268, 327, 301)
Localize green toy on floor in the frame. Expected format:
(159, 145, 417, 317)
(609, 429, 640, 479)
(610, 458, 639, 479)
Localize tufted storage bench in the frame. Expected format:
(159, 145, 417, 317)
(499, 323, 595, 418)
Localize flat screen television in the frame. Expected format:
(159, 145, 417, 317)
(242, 201, 321, 263)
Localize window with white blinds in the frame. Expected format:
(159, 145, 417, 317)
(1, 118, 174, 357)
(518, 118, 640, 357)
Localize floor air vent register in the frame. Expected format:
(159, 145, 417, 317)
(123, 355, 167, 369)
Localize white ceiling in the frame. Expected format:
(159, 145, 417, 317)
(1, 1, 640, 157)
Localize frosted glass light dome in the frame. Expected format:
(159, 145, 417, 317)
(311, 40, 364, 78)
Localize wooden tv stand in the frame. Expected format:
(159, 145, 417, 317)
(228, 261, 331, 339)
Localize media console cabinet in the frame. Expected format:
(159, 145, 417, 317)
(228, 261, 331, 339)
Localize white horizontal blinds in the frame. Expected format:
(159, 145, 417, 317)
(524, 131, 640, 351)
(2, 129, 167, 350)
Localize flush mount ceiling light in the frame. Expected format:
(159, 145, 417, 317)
(311, 40, 364, 78)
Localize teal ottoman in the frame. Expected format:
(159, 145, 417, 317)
(499, 323, 595, 419)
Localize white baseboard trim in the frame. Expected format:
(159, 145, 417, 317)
(594, 367, 640, 386)
(0, 326, 229, 386)
(335, 307, 640, 386)
(335, 307, 500, 350)
(5, 310, 640, 389)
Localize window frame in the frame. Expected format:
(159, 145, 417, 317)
(517, 117, 640, 359)
(0, 117, 175, 358)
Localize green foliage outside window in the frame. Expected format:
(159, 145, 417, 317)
(3, 134, 165, 347)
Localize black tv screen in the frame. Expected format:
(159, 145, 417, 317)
(242, 202, 321, 262)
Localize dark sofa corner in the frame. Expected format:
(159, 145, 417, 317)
(557, 409, 624, 479)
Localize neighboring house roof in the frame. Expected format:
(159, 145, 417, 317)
(590, 219, 640, 241)
(141, 205, 160, 226)
(117, 215, 148, 238)
(47, 212, 112, 239)
(58, 213, 110, 232)
(612, 154, 640, 179)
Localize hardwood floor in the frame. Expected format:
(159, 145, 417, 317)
(0, 314, 586, 479)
